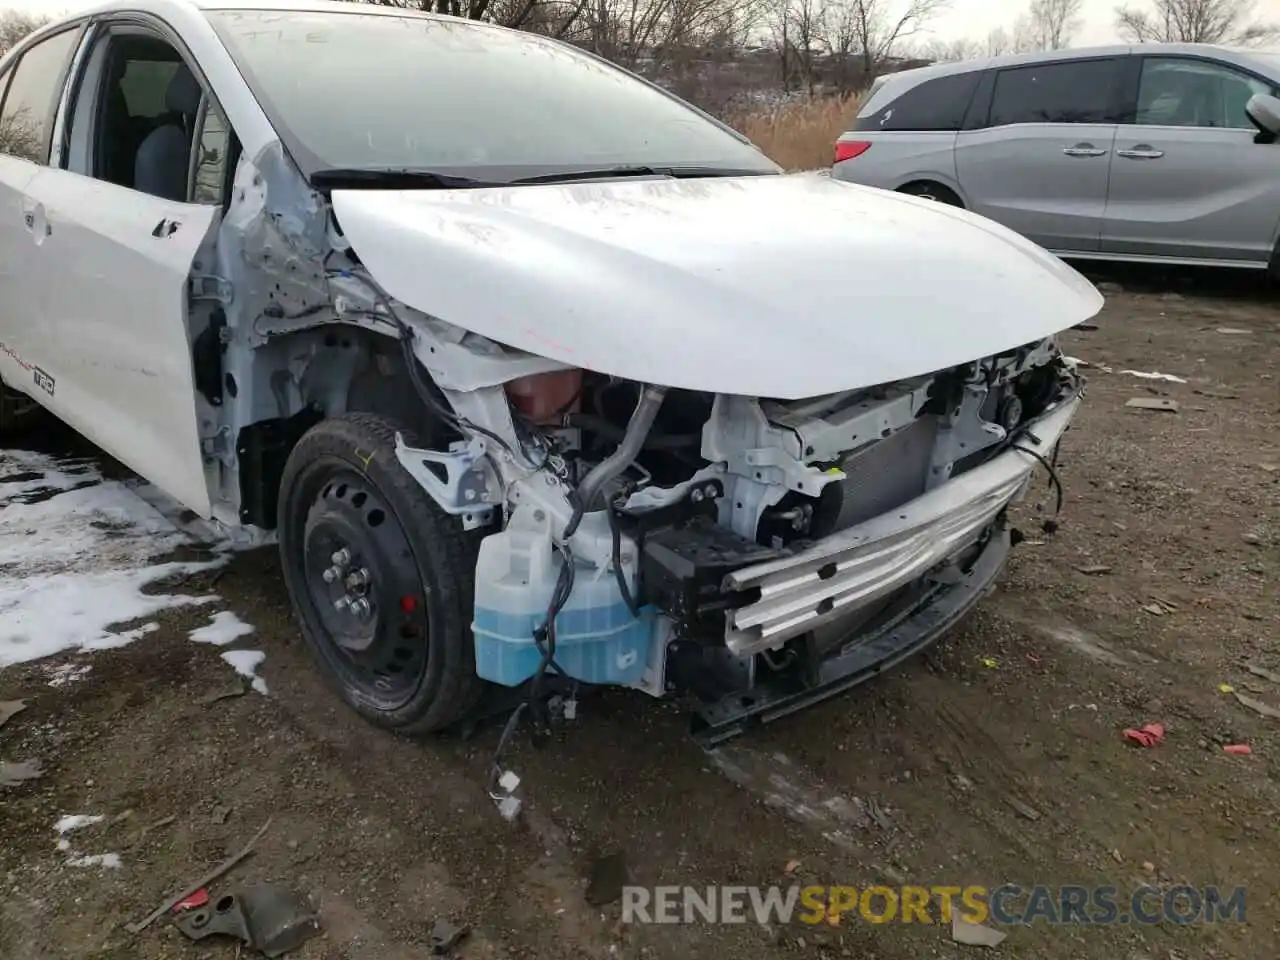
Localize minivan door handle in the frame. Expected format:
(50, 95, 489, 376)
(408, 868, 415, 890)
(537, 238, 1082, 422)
(1063, 143, 1109, 157)
(1117, 146, 1165, 160)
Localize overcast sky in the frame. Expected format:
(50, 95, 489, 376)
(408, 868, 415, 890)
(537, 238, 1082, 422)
(4, 0, 1280, 49)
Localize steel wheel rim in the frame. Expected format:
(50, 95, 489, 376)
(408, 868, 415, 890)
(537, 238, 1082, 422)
(300, 469, 431, 708)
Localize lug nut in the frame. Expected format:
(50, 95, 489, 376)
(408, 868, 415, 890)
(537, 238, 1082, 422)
(331, 548, 351, 567)
(333, 596, 351, 611)
(349, 597, 371, 617)
(704, 484, 718, 499)
(345, 568, 369, 589)
(322, 566, 340, 583)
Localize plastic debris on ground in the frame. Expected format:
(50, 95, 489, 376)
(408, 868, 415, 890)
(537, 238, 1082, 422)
(1122, 723, 1165, 748)
(1244, 663, 1280, 685)
(1233, 692, 1280, 720)
(55, 814, 105, 834)
(1223, 744, 1253, 756)
(0, 759, 43, 787)
(951, 914, 1007, 947)
(1119, 370, 1187, 383)
(1125, 398, 1179, 413)
(173, 888, 211, 912)
(430, 918, 470, 956)
(172, 885, 320, 958)
(67, 853, 122, 869)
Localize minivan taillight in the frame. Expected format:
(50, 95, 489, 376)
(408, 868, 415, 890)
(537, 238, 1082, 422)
(834, 140, 872, 163)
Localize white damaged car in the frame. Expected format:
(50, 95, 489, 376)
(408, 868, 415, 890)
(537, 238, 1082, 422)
(0, 0, 1100, 742)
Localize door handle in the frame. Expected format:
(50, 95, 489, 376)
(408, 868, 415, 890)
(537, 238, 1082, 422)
(1117, 147, 1165, 160)
(1063, 144, 1109, 157)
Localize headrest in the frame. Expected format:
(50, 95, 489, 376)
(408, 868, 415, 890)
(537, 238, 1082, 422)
(165, 65, 202, 117)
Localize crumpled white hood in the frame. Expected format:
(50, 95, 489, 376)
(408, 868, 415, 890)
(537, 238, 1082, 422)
(331, 173, 1102, 400)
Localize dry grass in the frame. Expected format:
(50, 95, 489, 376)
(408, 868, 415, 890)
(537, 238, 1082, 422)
(727, 93, 865, 171)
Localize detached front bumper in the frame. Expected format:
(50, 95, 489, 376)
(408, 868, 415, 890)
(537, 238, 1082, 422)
(723, 396, 1080, 657)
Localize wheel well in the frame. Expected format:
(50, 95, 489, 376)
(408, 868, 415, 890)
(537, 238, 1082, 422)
(233, 325, 454, 529)
(897, 180, 964, 207)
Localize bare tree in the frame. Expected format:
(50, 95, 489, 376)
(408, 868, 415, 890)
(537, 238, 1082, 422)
(1028, 0, 1082, 49)
(840, 0, 951, 78)
(916, 36, 981, 61)
(0, 12, 50, 159)
(0, 10, 48, 57)
(1115, 0, 1276, 44)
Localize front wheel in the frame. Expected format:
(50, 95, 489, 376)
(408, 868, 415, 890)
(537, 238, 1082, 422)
(277, 413, 486, 734)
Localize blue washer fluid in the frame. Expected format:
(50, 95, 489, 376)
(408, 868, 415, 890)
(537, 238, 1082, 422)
(471, 525, 655, 687)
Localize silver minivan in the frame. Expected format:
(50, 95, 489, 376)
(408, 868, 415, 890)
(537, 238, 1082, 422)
(833, 44, 1280, 273)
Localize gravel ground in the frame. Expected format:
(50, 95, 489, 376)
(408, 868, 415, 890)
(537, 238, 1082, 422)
(0, 267, 1277, 960)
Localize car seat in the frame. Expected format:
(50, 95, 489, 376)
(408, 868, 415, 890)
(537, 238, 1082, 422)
(133, 65, 202, 201)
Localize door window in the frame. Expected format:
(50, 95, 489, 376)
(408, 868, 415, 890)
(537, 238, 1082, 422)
(989, 59, 1122, 126)
(190, 98, 231, 205)
(0, 28, 82, 163)
(854, 72, 983, 132)
(1135, 58, 1270, 129)
(64, 32, 230, 204)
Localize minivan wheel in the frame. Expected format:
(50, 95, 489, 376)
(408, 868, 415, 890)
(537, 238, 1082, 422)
(897, 182, 963, 207)
(278, 413, 486, 734)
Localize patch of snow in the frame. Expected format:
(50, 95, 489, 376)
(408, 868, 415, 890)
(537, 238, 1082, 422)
(55, 814, 104, 834)
(221, 649, 268, 695)
(66, 853, 121, 869)
(0, 449, 228, 669)
(190, 611, 255, 646)
(56, 839, 70, 852)
(46, 663, 92, 687)
(1119, 369, 1187, 383)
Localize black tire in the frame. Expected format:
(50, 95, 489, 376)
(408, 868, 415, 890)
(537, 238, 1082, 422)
(897, 182, 963, 207)
(278, 412, 486, 734)
(0, 385, 42, 437)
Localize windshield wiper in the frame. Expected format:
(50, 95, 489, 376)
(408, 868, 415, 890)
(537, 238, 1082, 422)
(309, 168, 498, 190)
(506, 165, 772, 185)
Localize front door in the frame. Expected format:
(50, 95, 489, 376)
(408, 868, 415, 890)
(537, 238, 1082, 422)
(1101, 56, 1280, 265)
(22, 167, 219, 514)
(15, 21, 229, 516)
(955, 57, 1127, 253)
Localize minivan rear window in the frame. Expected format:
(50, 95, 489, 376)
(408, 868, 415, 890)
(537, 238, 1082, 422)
(854, 72, 982, 132)
(988, 58, 1122, 126)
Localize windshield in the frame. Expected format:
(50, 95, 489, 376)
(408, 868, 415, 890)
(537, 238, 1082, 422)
(205, 10, 778, 182)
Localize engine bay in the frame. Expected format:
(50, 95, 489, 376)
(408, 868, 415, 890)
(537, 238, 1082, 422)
(372, 311, 1081, 714)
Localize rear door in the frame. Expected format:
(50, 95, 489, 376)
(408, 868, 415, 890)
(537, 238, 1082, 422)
(1101, 55, 1280, 264)
(20, 22, 223, 515)
(0, 25, 85, 396)
(955, 56, 1127, 253)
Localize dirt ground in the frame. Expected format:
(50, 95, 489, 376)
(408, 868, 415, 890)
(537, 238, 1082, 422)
(0, 266, 1277, 960)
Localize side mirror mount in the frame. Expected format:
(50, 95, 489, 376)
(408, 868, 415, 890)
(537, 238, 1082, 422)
(1246, 92, 1280, 144)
